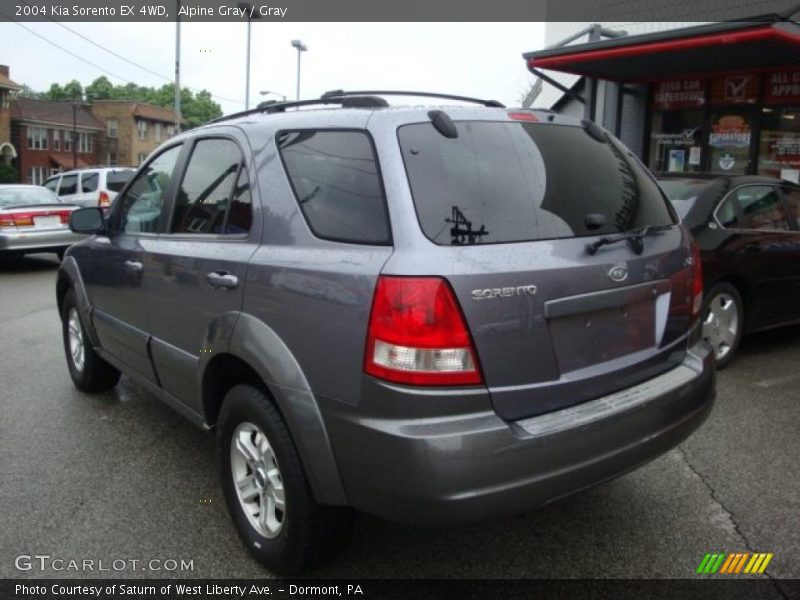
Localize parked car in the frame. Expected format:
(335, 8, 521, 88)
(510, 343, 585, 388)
(44, 167, 135, 209)
(0, 185, 82, 259)
(658, 173, 800, 367)
(57, 92, 715, 574)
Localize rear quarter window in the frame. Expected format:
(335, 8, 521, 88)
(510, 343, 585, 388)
(277, 129, 391, 245)
(106, 171, 134, 192)
(398, 121, 675, 245)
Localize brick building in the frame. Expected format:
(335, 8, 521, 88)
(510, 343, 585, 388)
(0, 65, 21, 171)
(90, 100, 181, 167)
(10, 97, 102, 185)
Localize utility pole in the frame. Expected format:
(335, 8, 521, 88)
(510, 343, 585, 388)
(72, 92, 78, 169)
(174, 0, 182, 133)
(291, 40, 307, 101)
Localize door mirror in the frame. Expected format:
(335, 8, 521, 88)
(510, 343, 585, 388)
(70, 207, 105, 234)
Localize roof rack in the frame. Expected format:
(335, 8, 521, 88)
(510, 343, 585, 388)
(321, 90, 505, 108)
(207, 95, 390, 125)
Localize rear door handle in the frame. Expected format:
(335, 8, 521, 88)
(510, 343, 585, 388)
(206, 271, 239, 290)
(123, 260, 143, 273)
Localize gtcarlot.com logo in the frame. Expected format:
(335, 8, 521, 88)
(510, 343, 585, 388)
(697, 552, 773, 575)
(15, 554, 194, 572)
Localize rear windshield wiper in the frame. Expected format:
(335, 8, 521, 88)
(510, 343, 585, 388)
(585, 225, 671, 256)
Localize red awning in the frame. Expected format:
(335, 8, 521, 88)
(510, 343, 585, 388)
(51, 153, 88, 169)
(525, 21, 800, 83)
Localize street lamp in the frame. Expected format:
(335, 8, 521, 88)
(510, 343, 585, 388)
(239, 2, 260, 109)
(291, 39, 307, 101)
(259, 90, 287, 102)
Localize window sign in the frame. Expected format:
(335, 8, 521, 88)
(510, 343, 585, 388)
(758, 108, 800, 179)
(709, 74, 759, 106)
(764, 69, 800, 105)
(709, 113, 753, 175)
(652, 79, 706, 111)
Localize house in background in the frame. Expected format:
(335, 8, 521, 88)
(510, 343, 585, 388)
(10, 97, 102, 185)
(0, 65, 21, 170)
(90, 100, 181, 167)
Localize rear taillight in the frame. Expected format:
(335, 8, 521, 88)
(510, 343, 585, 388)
(364, 276, 483, 386)
(691, 242, 703, 317)
(0, 213, 34, 227)
(98, 191, 110, 207)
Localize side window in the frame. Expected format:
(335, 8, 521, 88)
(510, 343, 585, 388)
(278, 130, 390, 244)
(59, 174, 78, 196)
(81, 172, 99, 193)
(115, 144, 182, 234)
(226, 168, 252, 234)
(171, 138, 247, 234)
(733, 185, 789, 231)
(781, 186, 800, 228)
(44, 177, 59, 193)
(716, 197, 738, 229)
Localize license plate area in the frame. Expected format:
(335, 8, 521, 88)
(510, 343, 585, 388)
(33, 215, 61, 228)
(545, 280, 670, 374)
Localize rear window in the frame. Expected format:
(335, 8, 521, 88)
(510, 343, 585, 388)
(398, 121, 675, 245)
(107, 170, 134, 192)
(658, 178, 709, 218)
(0, 187, 61, 208)
(278, 130, 391, 245)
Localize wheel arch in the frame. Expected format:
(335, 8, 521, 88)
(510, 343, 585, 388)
(200, 314, 348, 506)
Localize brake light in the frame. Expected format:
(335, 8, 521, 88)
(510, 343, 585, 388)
(364, 276, 483, 386)
(508, 111, 539, 122)
(98, 191, 110, 207)
(691, 242, 703, 317)
(0, 210, 71, 227)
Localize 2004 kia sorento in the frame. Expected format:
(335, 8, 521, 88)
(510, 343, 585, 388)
(57, 91, 715, 574)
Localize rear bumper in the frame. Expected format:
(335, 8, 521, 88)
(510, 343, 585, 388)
(324, 340, 715, 525)
(0, 229, 83, 253)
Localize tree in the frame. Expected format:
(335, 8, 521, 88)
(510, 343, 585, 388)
(85, 76, 114, 102)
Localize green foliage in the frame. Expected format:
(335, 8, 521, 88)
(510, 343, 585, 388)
(20, 77, 223, 128)
(0, 164, 19, 184)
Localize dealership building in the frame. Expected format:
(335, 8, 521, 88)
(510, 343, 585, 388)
(526, 12, 800, 182)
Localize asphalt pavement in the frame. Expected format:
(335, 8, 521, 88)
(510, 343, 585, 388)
(1, 254, 798, 586)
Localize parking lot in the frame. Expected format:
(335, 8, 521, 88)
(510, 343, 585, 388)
(1, 253, 798, 585)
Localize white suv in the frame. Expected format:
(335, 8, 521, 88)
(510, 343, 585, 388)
(44, 167, 135, 209)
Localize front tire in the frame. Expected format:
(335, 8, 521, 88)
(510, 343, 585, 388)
(61, 289, 121, 392)
(701, 282, 744, 369)
(218, 384, 350, 575)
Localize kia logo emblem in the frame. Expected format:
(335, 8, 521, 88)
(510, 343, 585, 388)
(608, 264, 628, 282)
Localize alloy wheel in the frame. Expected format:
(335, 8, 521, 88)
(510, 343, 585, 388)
(67, 308, 85, 372)
(230, 422, 286, 539)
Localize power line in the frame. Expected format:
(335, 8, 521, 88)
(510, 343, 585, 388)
(5, 10, 244, 106)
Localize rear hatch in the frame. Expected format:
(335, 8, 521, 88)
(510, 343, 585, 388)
(395, 115, 698, 420)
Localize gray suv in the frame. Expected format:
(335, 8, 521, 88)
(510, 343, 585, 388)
(57, 91, 715, 574)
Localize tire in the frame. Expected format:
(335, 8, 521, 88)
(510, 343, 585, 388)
(218, 384, 350, 575)
(61, 289, 121, 392)
(701, 282, 744, 370)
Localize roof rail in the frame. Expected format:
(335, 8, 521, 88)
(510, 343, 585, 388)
(206, 95, 389, 125)
(321, 90, 505, 108)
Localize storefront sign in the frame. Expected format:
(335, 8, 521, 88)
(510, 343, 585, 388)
(652, 79, 706, 111)
(758, 130, 800, 175)
(764, 69, 800, 105)
(709, 115, 751, 148)
(709, 74, 759, 106)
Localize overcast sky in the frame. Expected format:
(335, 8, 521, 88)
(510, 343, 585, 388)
(2, 22, 546, 114)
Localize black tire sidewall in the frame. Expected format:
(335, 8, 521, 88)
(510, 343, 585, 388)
(217, 384, 317, 575)
(703, 283, 744, 369)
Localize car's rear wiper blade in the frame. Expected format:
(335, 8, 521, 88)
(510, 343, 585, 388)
(585, 225, 671, 255)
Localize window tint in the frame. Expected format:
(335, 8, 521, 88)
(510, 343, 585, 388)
(716, 198, 738, 228)
(58, 174, 78, 196)
(44, 178, 59, 192)
(107, 170, 133, 192)
(733, 185, 789, 231)
(226, 168, 252, 234)
(278, 130, 390, 244)
(781, 185, 800, 228)
(116, 145, 182, 234)
(171, 138, 244, 234)
(399, 121, 674, 245)
(81, 172, 99, 193)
